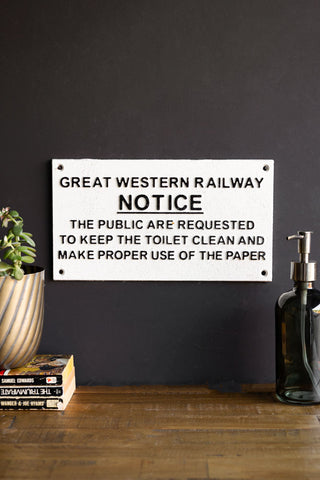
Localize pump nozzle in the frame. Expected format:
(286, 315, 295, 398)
(287, 231, 316, 282)
(287, 231, 313, 263)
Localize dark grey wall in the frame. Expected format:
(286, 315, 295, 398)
(1, 0, 320, 387)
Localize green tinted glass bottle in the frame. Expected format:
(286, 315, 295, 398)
(276, 232, 320, 405)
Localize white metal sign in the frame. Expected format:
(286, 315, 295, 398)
(52, 159, 274, 281)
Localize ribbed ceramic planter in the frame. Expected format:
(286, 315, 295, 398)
(0, 266, 44, 369)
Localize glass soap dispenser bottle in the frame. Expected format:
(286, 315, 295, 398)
(276, 231, 320, 404)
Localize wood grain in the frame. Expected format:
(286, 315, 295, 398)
(1, 385, 320, 479)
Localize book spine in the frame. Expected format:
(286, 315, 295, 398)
(0, 386, 64, 396)
(0, 375, 63, 386)
(0, 397, 63, 410)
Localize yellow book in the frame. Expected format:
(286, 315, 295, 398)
(0, 354, 74, 386)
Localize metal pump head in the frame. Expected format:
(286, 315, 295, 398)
(287, 231, 317, 282)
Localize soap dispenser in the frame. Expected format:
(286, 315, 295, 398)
(276, 231, 320, 404)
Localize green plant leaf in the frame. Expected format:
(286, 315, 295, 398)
(9, 210, 19, 217)
(3, 249, 13, 260)
(12, 224, 23, 236)
(10, 254, 22, 261)
(21, 256, 35, 264)
(25, 250, 36, 257)
(13, 267, 24, 280)
(1, 210, 36, 276)
(20, 233, 36, 247)
(17, 246, 36, 256)
(0, 261, 11, 272)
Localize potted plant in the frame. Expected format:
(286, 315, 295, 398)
(0, 207, 44, 369)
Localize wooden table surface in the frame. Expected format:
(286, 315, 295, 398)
(1, 385, 320, 479)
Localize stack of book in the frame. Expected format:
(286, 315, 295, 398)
(0, 354, 76, 410)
